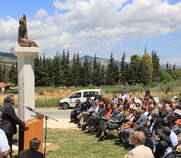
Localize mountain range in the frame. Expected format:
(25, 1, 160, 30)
(0, 52, 180, 70)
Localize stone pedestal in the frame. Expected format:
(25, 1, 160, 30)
(11, 46, 41, 121)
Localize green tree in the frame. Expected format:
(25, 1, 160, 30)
(106, 53, 115, 85)
(8, 63, 18, 85)
(172, 68, 181, 80)
(120, 52, 126, 84)
(161, 71, 173, 84)
(129, 55, 141, 84)
(138, 52, 153, 85)
(71, 52, 82, 86)
(64, 50, 72, 86)
(0, 65, 3, 82)
(152, 51, 162, 82)
(41, 54, 50, 86)
(100, 65, 106, 85)
(92, 55, 101, 86)
(81, 56, 90, 86)
(52, 52, 62, 86)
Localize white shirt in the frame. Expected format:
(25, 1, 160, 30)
(170, 130, 178, 147)
(0, 129, 9, 156)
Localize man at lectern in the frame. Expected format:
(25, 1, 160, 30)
(19, 138, 45, 158)
(0, 95, 29, 158)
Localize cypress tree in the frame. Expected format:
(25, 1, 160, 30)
(82, 56, 90, 87)
(52, 52, 62, 86)
(0, 65, 3, 82)
(138, 53, 153, 85)
(120, 52, 126, 84)
(8, 63, 18, 85)
(152, 51, 161, 82)
(129, 55, 141, 84)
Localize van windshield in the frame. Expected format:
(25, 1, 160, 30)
(69, 92, 81, 98)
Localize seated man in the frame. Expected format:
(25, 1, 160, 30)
(127, 131, 154, 158)
(82, 100, 100, 130)
(70, 99, 83, 123)
(87, 103, 107, 131)
(155, 126, 176, 158)
(119, 108, 138, 145)
(96, 103, 119, 136)
(19, 138, 45, 158)
(77, 97, 91, 126)
(124, 109, 147, 148)
(98, 105, 125, 141)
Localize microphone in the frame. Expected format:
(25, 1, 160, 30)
(25, 106, 33, 111)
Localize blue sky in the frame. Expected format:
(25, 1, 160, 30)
(0, 0, 181, 65)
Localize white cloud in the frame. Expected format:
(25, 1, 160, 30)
(0, 0, 181, 60)
(34, 9, 48, 20)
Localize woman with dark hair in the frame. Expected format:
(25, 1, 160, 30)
(105, 103, 112, 116)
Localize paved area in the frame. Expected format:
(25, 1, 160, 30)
(15, 108, 78, 129)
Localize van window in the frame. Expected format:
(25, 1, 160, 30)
(83, 91, 96, 98)
(89, 91, 96, 97)
(83, 92, 88, 97)
(70, 92, 81, 98)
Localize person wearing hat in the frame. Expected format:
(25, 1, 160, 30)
(174, 109, 181, 120)
(155, 126, 176, 158)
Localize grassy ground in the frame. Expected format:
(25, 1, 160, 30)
(46, 129, 128, 158)
(14, 129, 128, 158)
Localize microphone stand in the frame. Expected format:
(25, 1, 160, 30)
(25, 106, 58, 157)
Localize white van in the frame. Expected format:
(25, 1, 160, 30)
(59, 89, 103, 109)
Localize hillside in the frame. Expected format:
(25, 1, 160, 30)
(80, 55, 121, 67)
(0, 52, 17, 67)
(0, 52, 180, 70)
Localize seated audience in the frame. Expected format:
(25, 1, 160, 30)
(70, 90, 181, 157)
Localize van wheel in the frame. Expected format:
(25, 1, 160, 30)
(63, 103, 69, 109)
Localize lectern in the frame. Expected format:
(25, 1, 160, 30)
(19, 116, 44, 153)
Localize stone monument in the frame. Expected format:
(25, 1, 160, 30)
(11, 14, 41, 121)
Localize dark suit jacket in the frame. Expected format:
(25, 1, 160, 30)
(1, 103, 25, 135)
(109, 109, 120, 120)
(96, 108, 106, 118)
(148, 117, 162, 136)
(133, 114, 147, 131)
(112, 111, 126, 125)
(19, 148, 45, 158)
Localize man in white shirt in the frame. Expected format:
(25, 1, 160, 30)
(0, 129, 10, 158)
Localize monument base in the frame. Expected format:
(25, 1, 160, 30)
(11, 46, 41, 121)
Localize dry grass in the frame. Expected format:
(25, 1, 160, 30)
(0, 89, 76, 105)
(0, 88, 180, 106)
